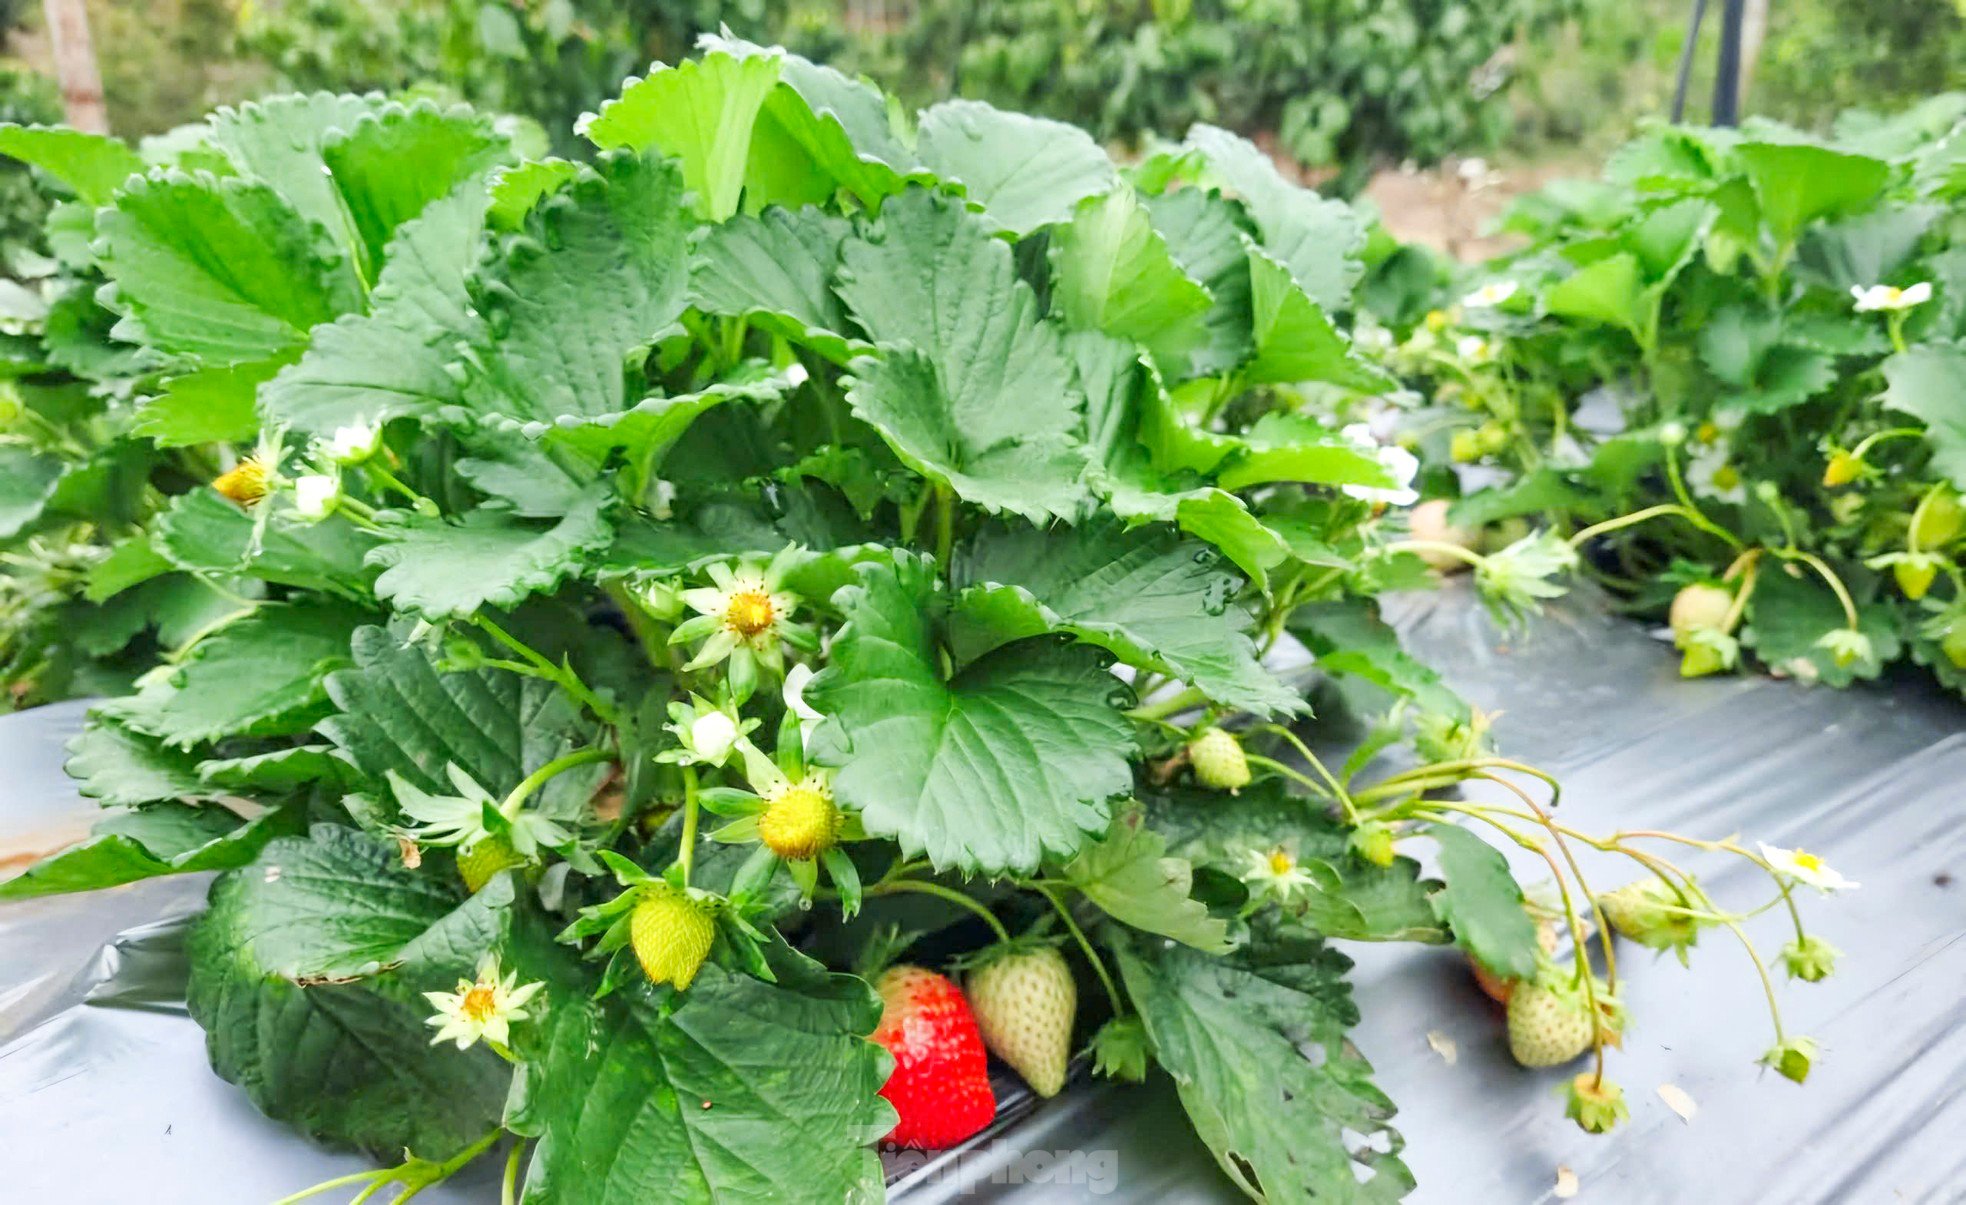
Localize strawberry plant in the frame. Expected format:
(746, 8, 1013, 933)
(0, 41, 1852, 1202)
(1375, 97, 1966, 697)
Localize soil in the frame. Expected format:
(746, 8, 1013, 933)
(1360, 154, 1594, 264)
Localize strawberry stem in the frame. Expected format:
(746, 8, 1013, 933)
(1030, 881, 1126, 1017)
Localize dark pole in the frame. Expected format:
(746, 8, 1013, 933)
(1712, 0, 1746, 126)
(1670, 0, 1709, 122)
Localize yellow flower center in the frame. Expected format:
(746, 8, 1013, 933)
(758, 781, 840, 860)
(1712, 464, 1740, 490)
(460, 984, 498, 1023)
(725, 589, 776, 637)
(1884, 287, 1904, 304)
(1696, 421, 1719, 443)
(213, 457, 271, 507)
(1267, 849, 1295, 876)
(1792, 850, 1824, 873)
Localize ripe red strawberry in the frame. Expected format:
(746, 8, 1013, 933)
(872, 965, 996, 1149)
(965, 944, 1076, 1097)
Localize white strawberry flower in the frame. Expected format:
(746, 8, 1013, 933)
(1757, 843, 1859, 893)
(1456, 334, 1496, 364)
(423, 954, 543, 1051)
(1686, 443, 1745, 505)
(1463, 280, 1518, 309)
(1241, 845, 1316, 904)
(1340, 424, 1421, 507)
(1849, 282, 1932, 313)
(675, 549, 808, 676)
(321, 420, 383, 465)
(291, 473, 341, 522)
(783, 662, 825, 737)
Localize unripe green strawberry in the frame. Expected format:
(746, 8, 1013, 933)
(1187, 727, 1249, 791)
(758, 778, 841, 861)
(1476, 421, 1509, 455)
(1894, 557, 1938, 600)
(965, 945, 1076, 1098)
(1449, 429, 1481, 463)
(1912, 489, 1964, 549)
(1597, 879, 1702, 959)
(1943, 622, 1966, 670)
(1506, 978, 1595, 1068)
(1669, 582, 1733, 642)
(630, 884, 715, 990)
(457, 834, 527, 893)
(1821, 450, 1862, 488)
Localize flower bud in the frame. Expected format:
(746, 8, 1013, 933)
(1821, 449, 1861, 488)
(1349, 821, 1397, 868)
(322, 421, 383, 466)
(1760, 1036, 1819, 1084)
(1780, 935, 1840, 983)
(291, 473, 341, 522)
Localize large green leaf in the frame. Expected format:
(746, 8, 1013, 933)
(690, 206, 857, 362)
(132, 358, 288, 447)
(96, 171, 361, 365)
(1143, 780, 1445, 944)
(916, 98, 1117, 235)
(0, 123, 144, 204)
(1143, 187, 1255, 377)
(1183, 124, 1362, 311)
(320, 623, 595, 798)
(112, 600, 370, 746)
(157, 487, 378, 600)
(0, 803, 300, 900)
(1427, 822, 1542, 980)
(1544, 251, 1644, 335)
(509, 942, 891, 1204)
(1215, 413, 1395, 492)
(1242, 245, 1392, 391)
(187, 828, 510, 1158)
(368, 491, 615, 622)
(952, 518, 1300, 717)
(809, 554, 1136, 874)
(838, 189, 1087, 521)
(0, 445, 62, 539)
(260, 182, 490, 433)
(1065, 810, 1232, 952)
(457, 150, 690, 425)
(1882, 342, 1966, 489)
(205, 93, 392, 270)
(700, 36, 921, 211)
(1114, 926, 1413, 1202)
(1741, 565, 1901, 687)
(1049, 186, 1211, 372)
(320, 101, 509, 279)
(65, 717, 212, 805)
(1737, 140, 1890, 243)
(582, 50, 781, 222)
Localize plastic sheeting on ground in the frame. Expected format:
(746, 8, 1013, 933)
(4, 586, 1963, 1203)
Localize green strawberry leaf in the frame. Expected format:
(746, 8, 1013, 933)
(1049, 185, 1212, 374)
(916, 98, 1118, 235)
(1242, 244, 1392, 391)
(96, 171, 361, 365)
(1183, 124, 1362, 312)
(0, 123, 144, 204)
(1142, 187, 1255, 379)
(1741, 565, 1901, 687)
(1113, 923, 1413, 1202)
(157, 488, 378, 600)
(838, 190, 1088, 521)
(508, 939, 892, 1204)
(1143, 780, 1445, 944)
(1427, 822, 1542, 981)
(455, 150, 690, 425)
(133, 358, 288, 447)
(1064, 809, 1233, 953)
(368, 490, 615, 622)
(1737, 140, 1890, 244)
(1882, 342, 1966, 489)
(106, 599, 371, 747)
(1287, 599, 1470, 719)
(0, 802, 301, 900)
(187, 828, 513, 1158)
(65, 717, 213, 805)
(320, 623, 596, 799)
(319, 100, 511, 280)
(952, 517, 1301, 717)
(260, 182, 490, 433)
(581, 49, 781, 222)
(0, 445, 62, 539)
(690, 206, 858, 363)
(1545, 251, 1644, 336)
(808, 553, 1137, 874)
